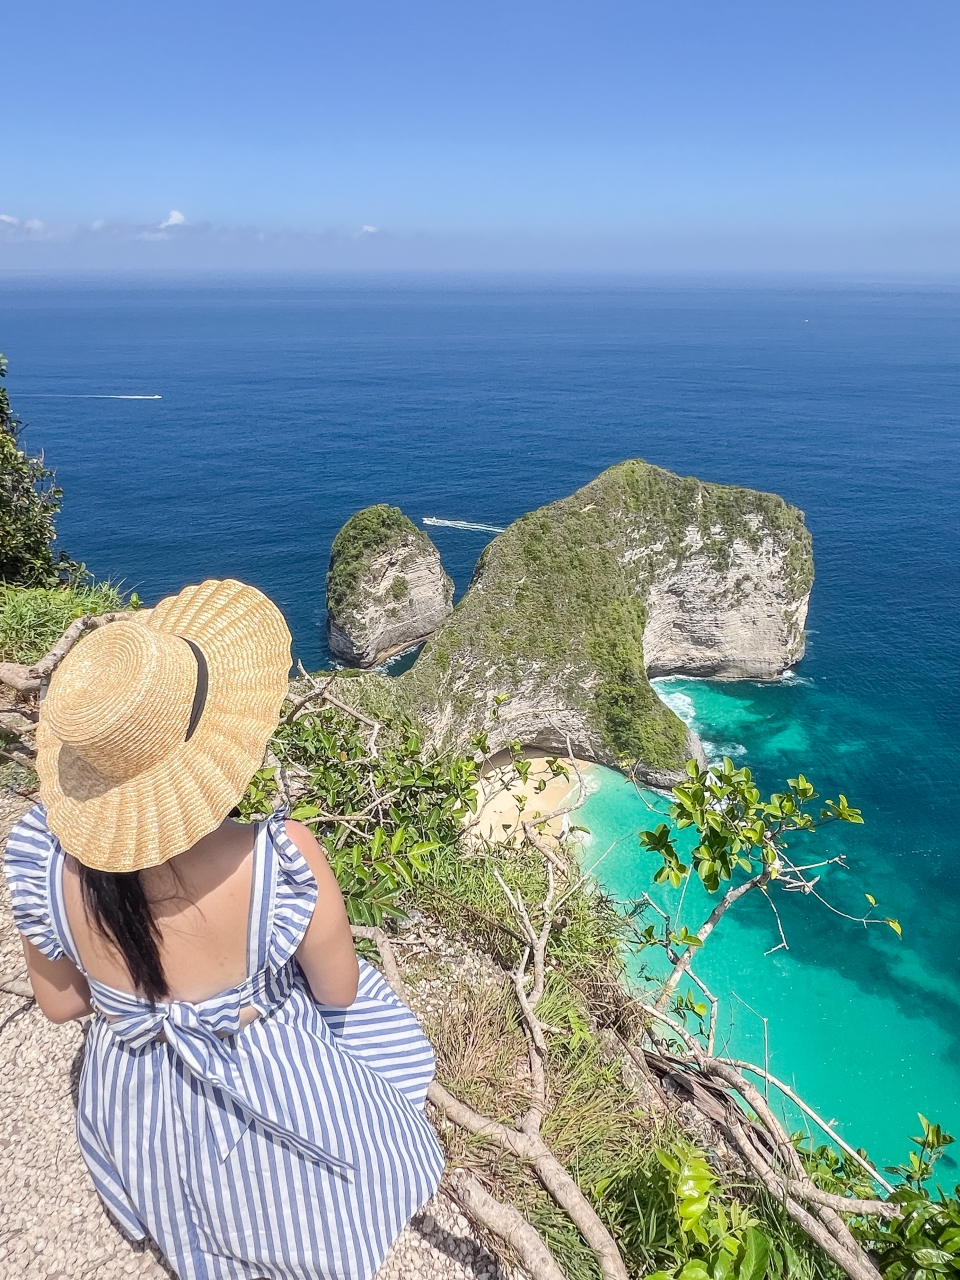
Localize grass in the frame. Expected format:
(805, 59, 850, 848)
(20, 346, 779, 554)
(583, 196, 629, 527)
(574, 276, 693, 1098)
(409, 840, 675, 1278)
(420, 963, 671, 1280)
(0, 582, 130, 664)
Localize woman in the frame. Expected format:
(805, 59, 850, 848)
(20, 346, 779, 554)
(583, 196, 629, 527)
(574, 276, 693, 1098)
(3, 578, 444, 1280)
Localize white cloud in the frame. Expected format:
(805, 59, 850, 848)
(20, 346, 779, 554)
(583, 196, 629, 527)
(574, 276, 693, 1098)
(159, 210, 186, 229)
(91, 219, 105, 231)
(24, 219, 43, 231)
(362, 225, 378, 233)
(0, 214, 19, 225)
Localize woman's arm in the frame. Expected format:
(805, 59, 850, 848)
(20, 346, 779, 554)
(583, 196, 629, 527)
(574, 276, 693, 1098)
(22, 938, 93, 1023)
(286, 820, 360, 1008)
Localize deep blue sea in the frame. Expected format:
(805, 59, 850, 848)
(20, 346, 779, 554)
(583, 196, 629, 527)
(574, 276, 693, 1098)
(2, 272, 958, 1168)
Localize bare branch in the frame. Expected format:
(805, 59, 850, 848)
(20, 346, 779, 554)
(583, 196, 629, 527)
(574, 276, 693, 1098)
(783, 1181, 901, 1220)
(717, 1059, 895, 1194)
(632, 1003, 892, 1279)
(446, 1171, 570, 1280)
(656, 870, 770, 1010)
(0, 663, 42, 695)
(1, 611, 129, 698)
(684, 971, 719, 1057)
(725, 1115, 883, 1280)
(291, 662, 384, 763)
(283, 677, 337, 724)
(761, 887, 790, 955)
(34, 612, 130, 680)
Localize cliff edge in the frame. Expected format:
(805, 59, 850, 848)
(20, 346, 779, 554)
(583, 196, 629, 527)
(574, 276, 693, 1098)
(326, 505, 454, 668)
(330, 461, 812, 786)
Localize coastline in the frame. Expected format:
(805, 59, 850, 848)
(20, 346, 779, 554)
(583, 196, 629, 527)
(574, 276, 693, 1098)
(472, 749, 594, 847)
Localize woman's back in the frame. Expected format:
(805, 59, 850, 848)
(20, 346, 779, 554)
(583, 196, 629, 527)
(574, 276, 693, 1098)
(62, 819, 257, 1003)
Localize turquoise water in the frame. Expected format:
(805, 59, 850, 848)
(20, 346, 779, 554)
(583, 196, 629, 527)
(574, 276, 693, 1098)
(579, 676, 960, 1172)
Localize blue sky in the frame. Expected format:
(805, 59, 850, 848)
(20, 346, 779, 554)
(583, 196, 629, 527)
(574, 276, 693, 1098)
(3, 0, 959, 269)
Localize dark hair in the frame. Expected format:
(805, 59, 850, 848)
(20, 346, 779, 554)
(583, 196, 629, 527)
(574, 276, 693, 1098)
(77, 865, 168, 1003)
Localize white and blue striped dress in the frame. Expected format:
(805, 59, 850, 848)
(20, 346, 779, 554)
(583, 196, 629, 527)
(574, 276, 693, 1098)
(3, 805, 445, 1280)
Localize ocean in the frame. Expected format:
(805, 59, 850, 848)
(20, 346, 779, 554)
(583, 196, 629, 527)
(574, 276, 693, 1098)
(2, 271, 958, 1168)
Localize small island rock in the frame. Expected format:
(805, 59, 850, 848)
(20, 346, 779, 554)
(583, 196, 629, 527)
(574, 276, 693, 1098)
(326, 505, 454, 668)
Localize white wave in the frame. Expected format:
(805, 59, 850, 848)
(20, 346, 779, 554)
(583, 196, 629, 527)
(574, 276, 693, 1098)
(707, 740, 747, 759)
(423, 517, 506, 534)
(779, 667, 814, 686)
(655, 687, 697, 727)
(581, 770, 603, 796)
(375, 643, 424, 672)
(15, 393, 162, 399)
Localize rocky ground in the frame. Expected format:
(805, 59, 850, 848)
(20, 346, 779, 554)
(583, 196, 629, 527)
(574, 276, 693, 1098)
(0, 787, 515, 1280)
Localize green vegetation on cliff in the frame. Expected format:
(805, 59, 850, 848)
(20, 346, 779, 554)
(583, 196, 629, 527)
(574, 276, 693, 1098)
(0, 353, 81, 588)
(326, 504, 428, 616)
(344, 459, 813, 780)
(0, 582, 130, 664)
(447, 493, 689, 765)
(231, 689, 935, 1280)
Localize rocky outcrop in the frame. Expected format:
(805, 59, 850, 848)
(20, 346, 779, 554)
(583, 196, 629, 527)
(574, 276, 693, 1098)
(326, 506, 454, 668)
(330, 461, 812, 786)
(640, 519, 809, 678)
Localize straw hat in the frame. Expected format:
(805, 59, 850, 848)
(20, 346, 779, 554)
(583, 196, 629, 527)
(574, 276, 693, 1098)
(35, 579, 292, 873)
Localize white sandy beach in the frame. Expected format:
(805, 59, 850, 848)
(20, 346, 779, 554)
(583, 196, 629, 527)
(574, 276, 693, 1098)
(470, 749, 594, 848)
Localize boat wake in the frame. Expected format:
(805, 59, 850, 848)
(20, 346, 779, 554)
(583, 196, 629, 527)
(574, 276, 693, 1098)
(15, 393, 162, 399)
(423, 517, 506, 534)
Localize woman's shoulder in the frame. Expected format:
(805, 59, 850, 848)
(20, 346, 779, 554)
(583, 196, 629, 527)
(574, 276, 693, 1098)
(3, 802, 66, 961)
(252, 813, 321, 973)
(4, 802, 57, 875)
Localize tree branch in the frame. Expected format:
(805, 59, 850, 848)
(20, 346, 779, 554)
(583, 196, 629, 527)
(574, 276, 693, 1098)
(632, 1000, 888, 1278)
(445, 1170, 570, 1280)
(716, 1059, 895, 1194)
(725, 1115, 883, 1280)
(656, 870, 770, 1010)
(783, 1181, 900, 1220)
(0, 611, 128, 696)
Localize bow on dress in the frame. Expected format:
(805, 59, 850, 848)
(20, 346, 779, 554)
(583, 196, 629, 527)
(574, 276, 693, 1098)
(97, 988, 356, 1174)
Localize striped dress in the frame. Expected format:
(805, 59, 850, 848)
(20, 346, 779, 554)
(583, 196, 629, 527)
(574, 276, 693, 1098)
(3, 804, 445, 1280)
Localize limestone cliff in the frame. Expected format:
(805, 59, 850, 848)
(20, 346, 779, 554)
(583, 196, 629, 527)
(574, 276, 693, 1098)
(329, 461, 812, 787)
(326, 506, 454, 668)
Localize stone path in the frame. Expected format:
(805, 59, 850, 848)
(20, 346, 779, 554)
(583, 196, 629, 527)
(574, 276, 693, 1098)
(0, 791, 513, 1280)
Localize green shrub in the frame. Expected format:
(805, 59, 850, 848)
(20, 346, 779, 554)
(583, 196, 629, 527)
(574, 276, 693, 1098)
(238, 701, 479, 924)
(0, 582, 130, 664)
(0, 353, 82, 587)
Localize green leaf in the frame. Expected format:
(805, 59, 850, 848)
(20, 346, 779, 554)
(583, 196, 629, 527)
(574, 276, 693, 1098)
(678, 1262, 711, 1280)
(737, 1227, 771, 1280)
(712, 1250, 734, 1280)
(911, 1249, 954, 1268)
